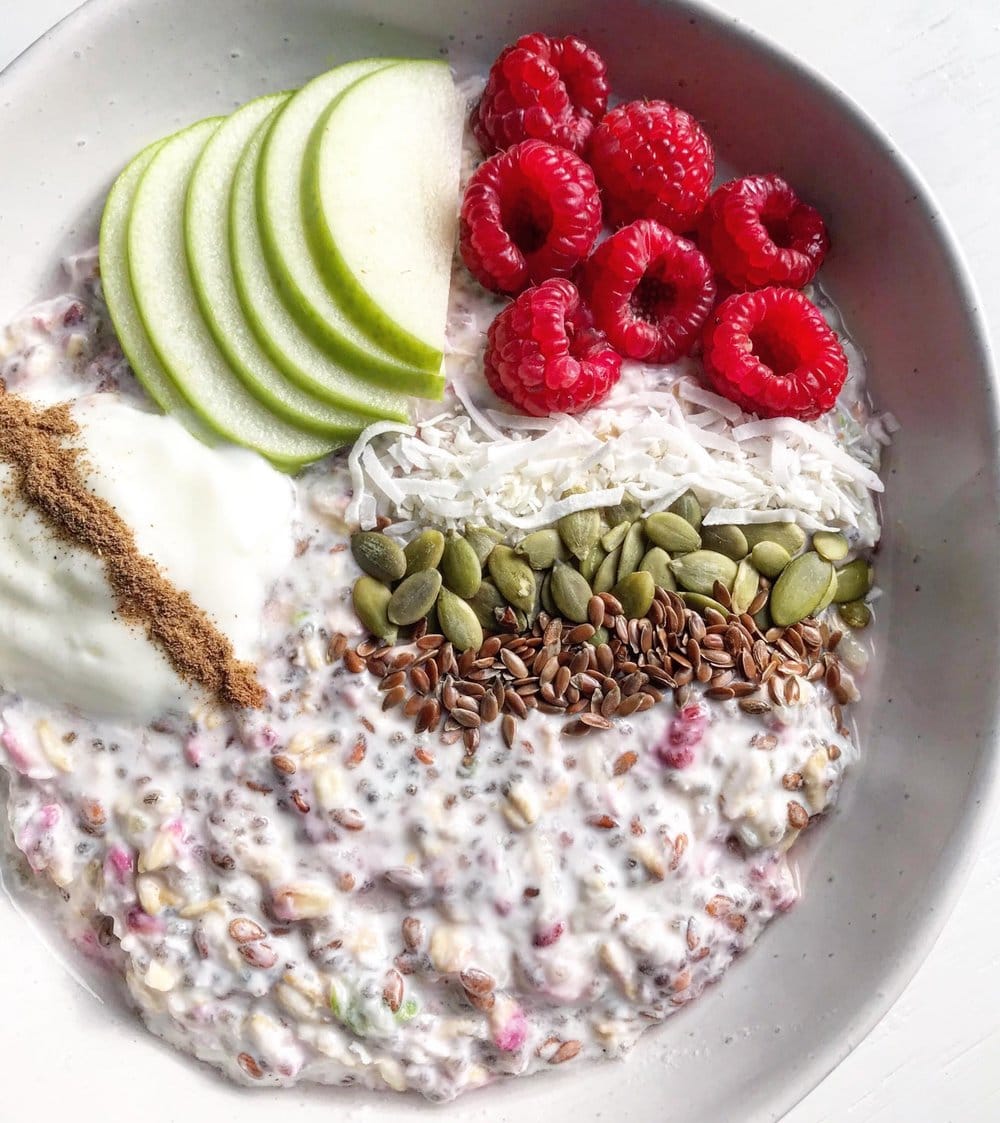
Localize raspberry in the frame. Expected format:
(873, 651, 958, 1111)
(701, 288, 848, 421)
(460, 140, 602, 295)
(484, 278, 622, 416)
(587, 100, 715, 232)
(532, 920, 565, 947)
(472, 33, 609, 156)
(699, 174, 830, 290)
(581, 219, 716, 363)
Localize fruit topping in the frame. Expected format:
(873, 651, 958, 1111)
(580, 219, 716, 363)
(484, 278, 621, 416)
(587, 100, 715, 232)
(701, 288, 848, 421)
(472, 33, 609, 156)
(302, 60, 465, 373)
(698, 174, 830, 290)
(657, 703, 707, 769)
(460, 140, 602, 295)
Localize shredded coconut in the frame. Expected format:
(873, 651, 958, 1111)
(348, 252, 888, 546)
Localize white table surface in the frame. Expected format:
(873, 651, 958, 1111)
(2, 1, 998, 1119)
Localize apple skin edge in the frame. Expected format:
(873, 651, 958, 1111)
(228, 115, 411, 424)
(301, 61, 462, 379)
(254, 61, 446, 401)
(184, 91, 376, 441)
(127, 118, 341, 469)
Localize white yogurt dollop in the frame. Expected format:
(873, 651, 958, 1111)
(0, 394, 293, 720)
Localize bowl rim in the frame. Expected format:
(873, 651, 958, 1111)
(1, 0, 999, 1118)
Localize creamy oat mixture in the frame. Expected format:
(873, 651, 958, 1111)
(0, 236, 882, 1098)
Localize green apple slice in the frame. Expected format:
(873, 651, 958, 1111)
(229, 108, 409, 422)
(303, 60, 463, 374)
(128, 118, 340, 470)
(99, 140, 211, 440)
(256, 60, 444, 396)
(184, 93, 376, 437)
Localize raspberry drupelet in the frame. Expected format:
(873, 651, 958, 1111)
(699, 174, 830, 290)
(459, 139, 602, 295)
(472, 33, 609, 156)
(587, 100, 715, 232)
(580, 219, 716, 364)
(701, 287, 848, 421)
(484, 278, 622, 416)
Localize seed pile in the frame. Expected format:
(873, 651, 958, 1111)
(338, 489, 871, 751)
(330, 583, 859, 757)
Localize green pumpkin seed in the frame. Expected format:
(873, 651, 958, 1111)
(741, 522, 807, 556)
(679, 592, 731, 617)
(550, 561, 593, 623)
(580, 543, 607, 584)
(753, 602, 772, 632)
(669, 550, 738, 596)
(467, 580, 506, 630)
(613, 571, 655, 619)
(645, 511, 702, 554)
(557, 504, 602, 561)
(540, 571, 557, 615)
(515, 528, 567, 569)
(833, 558, 872, 603)
(464, 525, 504, 565)
(605, 492, 642, 526)
(403, 529, 445, 576)
(730, 558, 760, 615)
(668, 489, 703, 530)
(700, 523, 749, 561)
(587, 625, 610, 647)
(487, 545, 537, 612)
(638, 546, 675, 590)
(387, 569, 443, 626)
(601, 520, 631, 553)
(528, 570, 544, 626)
(813, 563, 840, 615)
(751, 540, 792, 579)
(813, 530, 850, 562)
(593, 545, 623, 594)
(437, 587, 484, 652)
(617, 520, 646, 582)
(838, 599, 872, 629)
(439, 533, 482, 598)
(351, 531, 407, 583)
(770, 551, 834, 626)
(351, 576, 398, 642)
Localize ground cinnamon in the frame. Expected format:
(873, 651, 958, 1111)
(0, 391, 265, 709)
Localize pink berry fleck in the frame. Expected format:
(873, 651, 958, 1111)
(657, 703, 707, 769)
(532, 919, 565, 947)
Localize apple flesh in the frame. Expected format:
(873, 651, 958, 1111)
(303, 61, 464, 375)
(255, 60, 444, 397)
(184, 92, 376, 438)
(229, 110, 409, 422)
(128, 118, 340, 470)
(100, 139, 211, 440)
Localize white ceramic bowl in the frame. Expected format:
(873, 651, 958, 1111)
(0, 2, 997, 1120)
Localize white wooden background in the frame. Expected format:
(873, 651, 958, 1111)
(2, 2, 998, 1118)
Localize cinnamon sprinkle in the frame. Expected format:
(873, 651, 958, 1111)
(0, 392, 264, 709)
